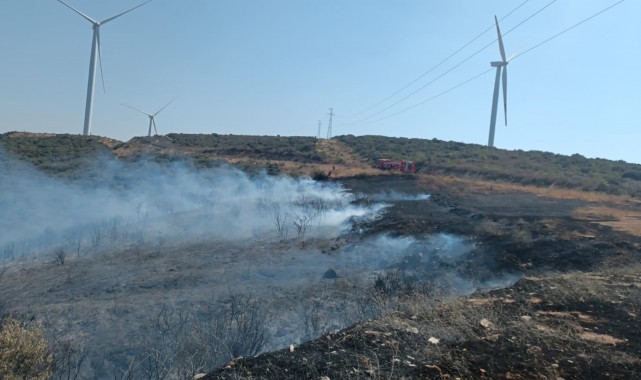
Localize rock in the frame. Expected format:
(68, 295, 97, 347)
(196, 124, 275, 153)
(428, 337, 440, 345)
(289, 344, 295, 352)
(405, 327, 419, 334)
(323, 269, 338, 279)
(480, 318, 494, 329)
(486, 334, 500, 342)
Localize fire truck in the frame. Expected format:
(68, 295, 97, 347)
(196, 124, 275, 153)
(376, 159, 415, 173)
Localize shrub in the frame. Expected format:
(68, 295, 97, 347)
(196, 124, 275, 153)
(311, 170, 329, 181)
(0, 317, 52, 380)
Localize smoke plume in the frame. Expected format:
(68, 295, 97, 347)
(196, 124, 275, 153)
(0, 151, 382, 261)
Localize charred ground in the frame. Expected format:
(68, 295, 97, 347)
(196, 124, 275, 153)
(1, 132, 641, 379)
(208, 174, 641, 379)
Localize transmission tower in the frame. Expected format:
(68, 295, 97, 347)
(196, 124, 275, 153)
(326, 108, 334, 139)
(317, 120, 322, 138)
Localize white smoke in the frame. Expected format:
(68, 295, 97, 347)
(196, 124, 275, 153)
(0, 151, 383, 261)
(370, 190, 431, 202)
(329, 233, 521, 295)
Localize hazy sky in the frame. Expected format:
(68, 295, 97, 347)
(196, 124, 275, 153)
(1, 1, 640, 162)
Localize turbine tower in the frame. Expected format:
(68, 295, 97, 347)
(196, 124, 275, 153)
(487, 15, 510, 148)
(122, 98, 176, 137)
(56, 0, 151, 136)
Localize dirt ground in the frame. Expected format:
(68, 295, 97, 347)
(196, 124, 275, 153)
(206, 173, 641, 379)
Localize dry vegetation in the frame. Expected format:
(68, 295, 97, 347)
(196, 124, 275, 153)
(2, 132, 641, 379)
(421, 174, 641, 237)
(574, 206, 641, 237)
(0, 317, 52, 380)
(337, 134, 641, 197)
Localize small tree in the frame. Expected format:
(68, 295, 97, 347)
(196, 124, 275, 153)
(291, 214, 311, 240)
(0, 317, 53, 380)
(54, 248, 65, 266)
(272, 206, 289, 240)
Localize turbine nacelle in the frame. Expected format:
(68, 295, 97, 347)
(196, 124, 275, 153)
(490, 61, 507, 67)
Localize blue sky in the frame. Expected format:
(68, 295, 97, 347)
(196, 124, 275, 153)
(1, 1, 640, 163)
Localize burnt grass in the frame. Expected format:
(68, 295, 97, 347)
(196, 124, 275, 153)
(2, 133, 641, 378)
(206, 174, 641, 379)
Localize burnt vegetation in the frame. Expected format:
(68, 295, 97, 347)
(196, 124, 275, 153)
(1, 132, 641, 379)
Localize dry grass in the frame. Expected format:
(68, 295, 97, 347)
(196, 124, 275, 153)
(315, 139, 367, 167)
(574, 205, 641, 236)
(223, 157, 380, 178)
(420, 173, 641, 237)
(419, 174, 635, 203)
(578, 331, 625, 345)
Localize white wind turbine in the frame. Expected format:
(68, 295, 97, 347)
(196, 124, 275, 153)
(122, 98, 176, 137)
(487, 15, 513, 148)
(56, 0, 152, 136)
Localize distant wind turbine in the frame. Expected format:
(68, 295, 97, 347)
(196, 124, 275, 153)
(56, 0, 152, 136)
(122, 98, 176, 137)
(487, 15, 513, 148)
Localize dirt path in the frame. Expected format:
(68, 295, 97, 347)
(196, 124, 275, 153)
(315, 139, 379, 177)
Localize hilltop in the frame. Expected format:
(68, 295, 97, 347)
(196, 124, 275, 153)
(4, 132, 641, 196)
(1, 132, 640, 379)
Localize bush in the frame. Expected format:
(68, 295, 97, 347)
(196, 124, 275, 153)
(311, 170, 329, 181)
(0, 317, 52, 380)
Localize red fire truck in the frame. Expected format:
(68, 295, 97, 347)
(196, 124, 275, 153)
(376, 159, 415, 173)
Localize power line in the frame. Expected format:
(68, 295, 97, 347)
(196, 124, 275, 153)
(511, 0, 626, 62)
(369, 69, 494, 124)
(347, 0, 559, 126)
(355, 0, 626, 126)
(350, 0, 531, 118)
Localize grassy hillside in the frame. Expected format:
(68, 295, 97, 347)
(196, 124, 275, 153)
(4, 131, 641, 197)
(164, 133, 324, 163)
(337, 134, 641, 197)
(0, 132, 117, 176)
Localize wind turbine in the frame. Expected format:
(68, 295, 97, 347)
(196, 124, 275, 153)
(56, 0, 152, 136)
(487, 15, 511, 148)
(122, 98, 176, 137)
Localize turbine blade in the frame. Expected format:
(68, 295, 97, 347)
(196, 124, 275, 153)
(154, 97, 177, 116)
(96, 28, 106, 93)
(56, 0, 97, 24)
(494, 15, 507, 63)
(152, 118, 158, 135)
(502, 67, 508, 126)
(122, 103, 152, 116)
(100, 0, 152, 25)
